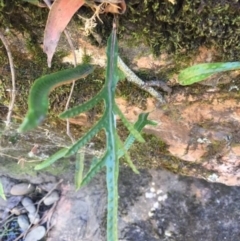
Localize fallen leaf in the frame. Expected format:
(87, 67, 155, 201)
(43, 0, 85, 67)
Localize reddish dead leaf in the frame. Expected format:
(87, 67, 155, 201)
(118, 0, 126, 14)
(43, 0, 85, 67)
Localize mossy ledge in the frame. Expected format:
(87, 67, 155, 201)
(118, 0, 240, 61)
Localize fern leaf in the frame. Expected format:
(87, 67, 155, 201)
(59, 89, 104, 118)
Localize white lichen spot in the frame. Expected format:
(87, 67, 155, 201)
(197, 137, 211, 144)
(165, 230, 172, 237)
(229, 85, 239, 92)
(157, 189, 163, 195)
(145, 192, 156, 199)
(151, 182, 155, 186)
(153, 202, 159, 209)
(150, 187, 156, 193)
(158, 194, 168, 202)
(207, 173, 219, 182)
(148, 210, 154, 217)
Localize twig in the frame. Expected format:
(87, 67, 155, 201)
(117, 56, 165, 103)
(43, 0, 77, 143)
(0, 30, 16, 126)
(143, 80, 172, 94)
(34, 179, 63, 224)
(63, 30, 77, 143)
(40, 201, 57, 233)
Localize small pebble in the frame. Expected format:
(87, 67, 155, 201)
(10, 183, 35, 196)
(43, 190, 60, 206)
(25, 226, 46, 241)
(22, 197, 36, 214)
(28, 212, 40, 225)
(17, 214, 30, 231)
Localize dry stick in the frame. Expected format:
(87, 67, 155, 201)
(0, 30, 16, 126)
(43, 0, 77, 143)
(40, 201, 57, 234)
(13, 179, 63, 241)
(63, 30, 77, 143)
(35, 179, 63, 224)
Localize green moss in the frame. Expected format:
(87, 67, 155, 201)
(82, 48, 93, 64)
(118, 0, 240, 62)
(121, 132, 210, 178)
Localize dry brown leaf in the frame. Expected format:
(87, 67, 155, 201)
(43, 0, 85, 67)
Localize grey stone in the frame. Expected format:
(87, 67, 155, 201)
(25, 226, 46, 241)
(43, 190, 60, 206)
(21, 197, 36, 214)
(17, 214, 29, 231)
(10, 183, 35, 196)
(28, 212, 40, 225)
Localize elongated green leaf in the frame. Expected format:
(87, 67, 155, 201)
(113, 103, 145, 143)
(23, 26, 157, 241)
(65, 118, 105, 157)
(116, 132, 139, 174)
(0, 181, 6, 200)
(35, 148, 68, 170)
(18, 64, 95, 132)
(80, 155, 107, 187)
(178, 62, 240, 85)
(118, 113, 157, 157)
(75, 152, 85, 190)
(104, 26, 119, 241)
(59, 89, 104, 119)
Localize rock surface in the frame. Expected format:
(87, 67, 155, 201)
(43, 168, 240, 241)
(1, 168, 240, 241)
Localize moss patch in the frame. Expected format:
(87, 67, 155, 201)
(119, 0, 240, 62)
